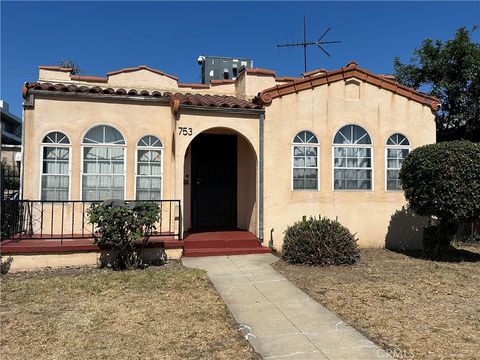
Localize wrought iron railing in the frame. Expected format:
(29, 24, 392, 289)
(0, 200, 182, 242)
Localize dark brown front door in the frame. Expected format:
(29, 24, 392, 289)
(191, 134, 237, 230)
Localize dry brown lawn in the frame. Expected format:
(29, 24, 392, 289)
(0, 261, 258, 360)
(274, 245, 480, 360)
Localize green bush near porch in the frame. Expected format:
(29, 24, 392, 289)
(88, 200, 161, 270)
(282, 216, 360, 266)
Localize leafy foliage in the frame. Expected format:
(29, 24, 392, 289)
(1, 256, 13, 275)
(282, 216, 360, 266)
(394, 26, 480, 141)
(400, 141, 480, 257)
(88, 200, 161, 270)
(56, 60, 81, 75)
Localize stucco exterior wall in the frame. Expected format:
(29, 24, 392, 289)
(23, 97, 174, 201)
(21, 67, 437, 250)
(263, 78, 436, 248)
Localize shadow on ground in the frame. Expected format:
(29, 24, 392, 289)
(385, 207, 427, 251)
(385, 207, 480, 263)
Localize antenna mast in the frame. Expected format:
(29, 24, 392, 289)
(277, 16, 341, 73)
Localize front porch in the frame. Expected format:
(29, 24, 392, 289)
(1, 199, 270, 270)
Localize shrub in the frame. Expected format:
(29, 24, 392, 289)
(0, 256, 13, 275)
(400, 141, 480, 258)
(88, 200, 161, 270)
(282, 216, 360, 266)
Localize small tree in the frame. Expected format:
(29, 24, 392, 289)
(399, 141, 480, 258)
(56, 60, 81, 75)
(88, 200, 161, 270)
(394, 27, 480, 142)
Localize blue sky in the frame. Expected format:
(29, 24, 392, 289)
(1, 1, 479, 117)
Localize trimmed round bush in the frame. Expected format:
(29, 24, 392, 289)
(400, 141, 480, 258)
(400, 141, 480, 223)
(282, 216, 360, 266)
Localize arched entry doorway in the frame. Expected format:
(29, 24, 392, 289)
(183, 127, 257, 233)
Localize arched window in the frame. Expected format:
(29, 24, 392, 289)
(292, 131, 319, 190)
(333, 125, 372, 190)
(41, 132, 70, 200)
(386, 134, 410, 190)
(136, 135, 163, 200)
(81, 125, 125, 200)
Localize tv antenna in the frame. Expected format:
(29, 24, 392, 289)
(277, 16, 341, 73)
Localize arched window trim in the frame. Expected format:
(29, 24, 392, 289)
(332, 124, 374, 191)
(80, 125, 126, 201)
(292, 130, 320, 191)
(385, 133, 410, 191)
(39, 131, 71, 200)
(82, 124, 126, 146)
(135, 135, 164, 200)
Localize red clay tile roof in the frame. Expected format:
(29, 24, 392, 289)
(107, 65, 179, 81)
(22, 82, 261, 110)
(302, 68, 327, 77)
(254, 61, 441, 111)
(275, 77, 297, 82)
(166, 92, 261, 109)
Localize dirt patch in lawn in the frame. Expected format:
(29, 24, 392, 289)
(1, 261, 258, 360)
(274, 245, 480, 359)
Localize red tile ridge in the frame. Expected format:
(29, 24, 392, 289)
(71, 75, 108, 83)
(210, 79, 235, 85)
(107, 65, 179, 81)
(302, 68, 327, 77)
(244, 67, 276, 76)
(38, 65, 72, 72)
(254, 61, 440, 112)
(178, 83, 211, 89)
(276, 76, 297, 82)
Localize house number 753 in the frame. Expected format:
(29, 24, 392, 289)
(178, 127, 193, 136)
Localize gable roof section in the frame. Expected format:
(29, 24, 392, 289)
(107, 65, 179, 81)
(254, 61, 441, 111)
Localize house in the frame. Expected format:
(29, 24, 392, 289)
(3, 61, 439, 266)
(1, 100, 22, 165)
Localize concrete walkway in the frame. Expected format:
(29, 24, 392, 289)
(183, 254, 392, 360)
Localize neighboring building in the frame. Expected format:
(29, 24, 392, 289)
(1, 100, 22, 166)
(198, 55, 253, 83)
(19, 62, 439, 249)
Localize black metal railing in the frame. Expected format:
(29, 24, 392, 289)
(0, 199, 182, 242)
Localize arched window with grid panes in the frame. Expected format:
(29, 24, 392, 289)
(292, 131, 319, 190)
(333, 125, 373, 190)
(81, 125, 125, 200)
(385, 133, 410, 190)
(41, 131, 71, 200)
(136, 135, 163, 200)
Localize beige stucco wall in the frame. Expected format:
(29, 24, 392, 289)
(21, 73, 436, 249)
(23, 97, 174, 201)
(263, 78, 436, 249)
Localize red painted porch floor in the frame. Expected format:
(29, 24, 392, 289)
(1, 236, 183, 255)
(1, 231, 270, 257)
(183, 231, 271, 257)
